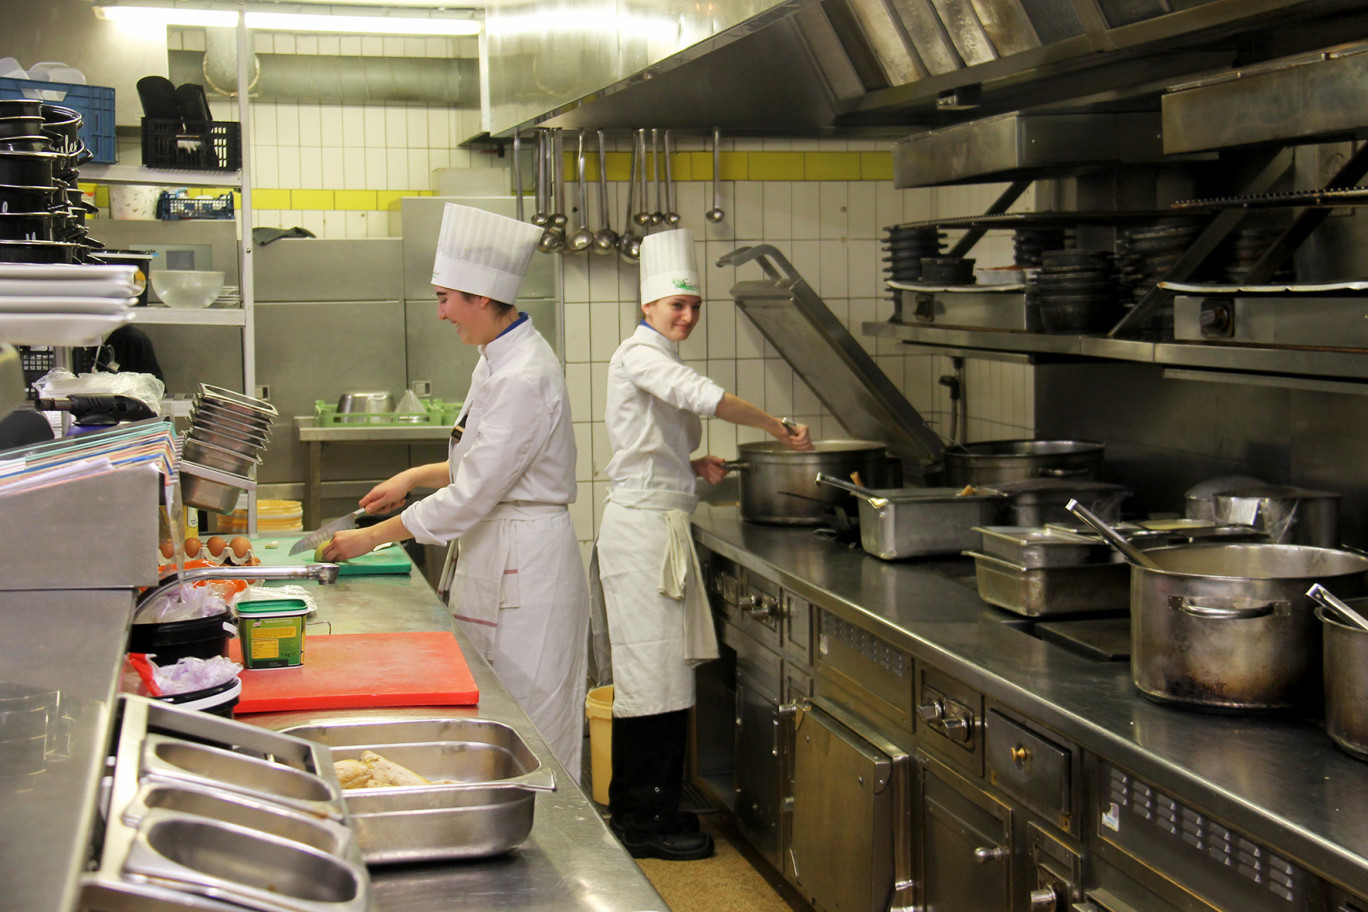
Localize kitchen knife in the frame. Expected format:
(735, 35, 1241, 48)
(290, 507, 366, 555)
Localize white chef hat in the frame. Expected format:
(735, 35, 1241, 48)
(431, 203, 543, 304)
(639, 228, 701, 304)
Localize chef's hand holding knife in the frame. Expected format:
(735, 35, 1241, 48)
(320, 463, 444, 561)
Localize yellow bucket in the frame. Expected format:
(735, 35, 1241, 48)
(584, 685, 613, 806)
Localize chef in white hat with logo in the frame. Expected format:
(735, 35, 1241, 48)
(324, 203, 589, 779)
(593, 228, 813, 860)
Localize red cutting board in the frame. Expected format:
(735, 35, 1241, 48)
(228, 632, 478, 713)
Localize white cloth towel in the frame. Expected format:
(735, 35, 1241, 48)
(661, 508, 719, 666)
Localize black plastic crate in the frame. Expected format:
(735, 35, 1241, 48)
(157, 191, 235, 220)
(140, 118, 242, 171)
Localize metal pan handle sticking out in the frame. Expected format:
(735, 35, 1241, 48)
(721, 461, 751, 472)
(815, 472, 887, 509)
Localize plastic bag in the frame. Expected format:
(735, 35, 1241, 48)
(35, 368, 166, 418)
(154, 655, 242, 695)
(134, 583, 230, 623)
(239, 583, 318, 615)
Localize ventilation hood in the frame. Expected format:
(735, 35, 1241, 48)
(523, 0, 1368, 150)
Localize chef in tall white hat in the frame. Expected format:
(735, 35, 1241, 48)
(325, 203, 589, 779)
(592, 228, 813, 860)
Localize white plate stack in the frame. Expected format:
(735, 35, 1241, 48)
(0, 262, 138, 346)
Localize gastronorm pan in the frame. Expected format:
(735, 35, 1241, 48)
(815, 473, 1005, 559)
(964, 550, 1130, 616)
(120, 812, 368, 912)
(973, 526, 1119, 569)
(279, 715, 556, 864)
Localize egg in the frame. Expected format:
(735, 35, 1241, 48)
(205, 536, 227, 559)
(229, 536, 252, 560)
(184, 537, 202, 557)
(158, 541, 175, 560)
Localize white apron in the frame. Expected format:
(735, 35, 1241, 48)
(595, 488, 718, 718)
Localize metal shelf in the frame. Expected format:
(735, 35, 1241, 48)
(864, 319, 1368, 382)
(79, 163, 242, 189)
(128, 307, 246, 326)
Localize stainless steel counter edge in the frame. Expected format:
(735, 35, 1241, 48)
(237, 569, 666, 912)
(690, 504, 1368, 892)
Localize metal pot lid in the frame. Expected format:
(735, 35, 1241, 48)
(981, 479, 1129, 496)
(946, 439, 1105, 458)
(1213, 485, 1341, 500)
(738, 438, 886, 455)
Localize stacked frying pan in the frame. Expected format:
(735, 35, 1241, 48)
(1026, 249, 1122, 333)
(1223, 227, 1293, 284)
(1012, 228, 1068, 268)
(1116, 223, 1200, 299)
(883, 225, 944, 283)
(0, 98, 101, 264)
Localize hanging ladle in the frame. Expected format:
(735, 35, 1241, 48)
(592, 129, 617, 255)
(663, 130, 681, 226)
(650, 128, 665, 225)
(551, 128, 568, 229)
(512, 127, 525, 223)
(706, 126, 725, 223)
(633, 129, 653, 227)
(618, 134, 642, 263)
(566, 131, 595, 254)
(1066, 498, 1160, 570)
(1308, 583, 1368, 632)
(532, 129, 549, 227)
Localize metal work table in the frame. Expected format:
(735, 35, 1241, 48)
(690, 504, 1368, 893)
(294, 416, 452, 529)
(240, 568, 667, 912)
(4, 566, 663, 912)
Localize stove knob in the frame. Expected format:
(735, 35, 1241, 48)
(1030, 887, 1060, 912)
(916, 699, 945, 723)
(942, 717, 972, 742)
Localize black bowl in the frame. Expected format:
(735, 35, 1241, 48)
(0, 238, 78, 263)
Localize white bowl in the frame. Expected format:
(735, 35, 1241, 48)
(150, 270, 225, 308)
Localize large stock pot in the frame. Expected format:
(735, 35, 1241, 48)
(726, 440, 893, 525)
(943, 439, 1104, 487)
(1131, 542, 1368, 713)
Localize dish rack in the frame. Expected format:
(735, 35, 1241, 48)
(157, 191, 235, 221)
(313, 398, 460, 427)
(85, 694, 370, 912)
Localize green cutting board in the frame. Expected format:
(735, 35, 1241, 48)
(248, 535, 413, 575)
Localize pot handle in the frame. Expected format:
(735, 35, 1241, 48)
(1169, 595, 1285, 619)
(1036, 466, 1091, 478)
(721, 461, 751, 472)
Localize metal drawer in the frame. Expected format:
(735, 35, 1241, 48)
(985, 709, 1073, 832)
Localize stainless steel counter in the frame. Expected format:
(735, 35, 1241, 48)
(240, 569, 666, 912)
(690, 504, 1368, 893)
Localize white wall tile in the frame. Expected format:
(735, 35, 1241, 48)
(566, 364, 591, 433)
(762, 182, 793, 240)
(733, 182, 764, 241)
(848, 182, 877, 240)
(818, 182, 847, 240)
(589, 300, 621, 363)
(320, 35, 344, 56)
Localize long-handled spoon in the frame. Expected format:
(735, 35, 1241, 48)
(650, 128, 664, 225)
(664, 130, 681, 226)
(551, 128, 568, 229)
(593, 130, 618, 255)
(618, 134, 642, 263)
(706, 126, 725, 223)
(633, 129, 652, 227)
(566, 131, 595, 254)
(1066, 498, 1160, 570)
(512, 127, 524, 223)
(532, 129, 549, 227)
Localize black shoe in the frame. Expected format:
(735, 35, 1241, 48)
(619, 829, 715, 861)
(610, 811, 699, 836)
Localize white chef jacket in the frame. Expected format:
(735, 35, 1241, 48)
(403, 315, 588, 778)
(596, 323, 724, 717)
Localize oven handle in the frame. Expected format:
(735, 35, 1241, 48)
(787, 699, 917, 912)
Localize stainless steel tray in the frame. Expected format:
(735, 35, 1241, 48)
(856, 488, 1007, 560)
(973, 526, 1119, 569)
(964, 550, 1130, 616)
(278, 715, 556, 865)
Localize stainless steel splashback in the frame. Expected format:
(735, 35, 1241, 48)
(254, 239, 403, 303)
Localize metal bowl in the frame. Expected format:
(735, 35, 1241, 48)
(336, 391, 393, 423)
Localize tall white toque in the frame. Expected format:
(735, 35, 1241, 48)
(639, 228, 700, 304)
(430, 203, 543, 304)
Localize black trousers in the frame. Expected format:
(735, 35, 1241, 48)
(608, 709, 689, 832)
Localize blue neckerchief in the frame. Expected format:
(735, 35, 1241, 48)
(641, 319, 665, 337)
(497, 312, 529, 339)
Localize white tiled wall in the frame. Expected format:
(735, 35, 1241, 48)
(161, 30, 1038, 550)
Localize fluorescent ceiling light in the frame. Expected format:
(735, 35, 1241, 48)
(94, 3, 482, 36)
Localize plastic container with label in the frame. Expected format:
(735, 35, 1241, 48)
(234, 598, 310, 669)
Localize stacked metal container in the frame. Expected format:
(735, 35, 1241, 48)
(179, 383, 276, 513)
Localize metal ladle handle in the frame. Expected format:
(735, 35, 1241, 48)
(1066, 498, 1160, 570)
(512, 128, 523, 222)
(1308, 583, 1368, 632)
(651, 128, 664, 224)
(706, 126, 725, 222)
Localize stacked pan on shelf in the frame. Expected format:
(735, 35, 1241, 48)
(1025, 248, 1122, 333)
(180, 383, 276, 513)
(0, 98, 102, 264)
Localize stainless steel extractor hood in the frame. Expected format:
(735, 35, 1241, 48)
(517, 0, 1368, 145)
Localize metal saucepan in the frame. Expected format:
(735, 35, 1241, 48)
(1129, 542, 1368, 713)
(1317, 599, 1368, 761)
(943, 439, 1104, 487)
(724, 440, 893, 525)
(1212, 485, 1341, 548)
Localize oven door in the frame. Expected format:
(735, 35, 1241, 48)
(784, 699, 913, 912)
